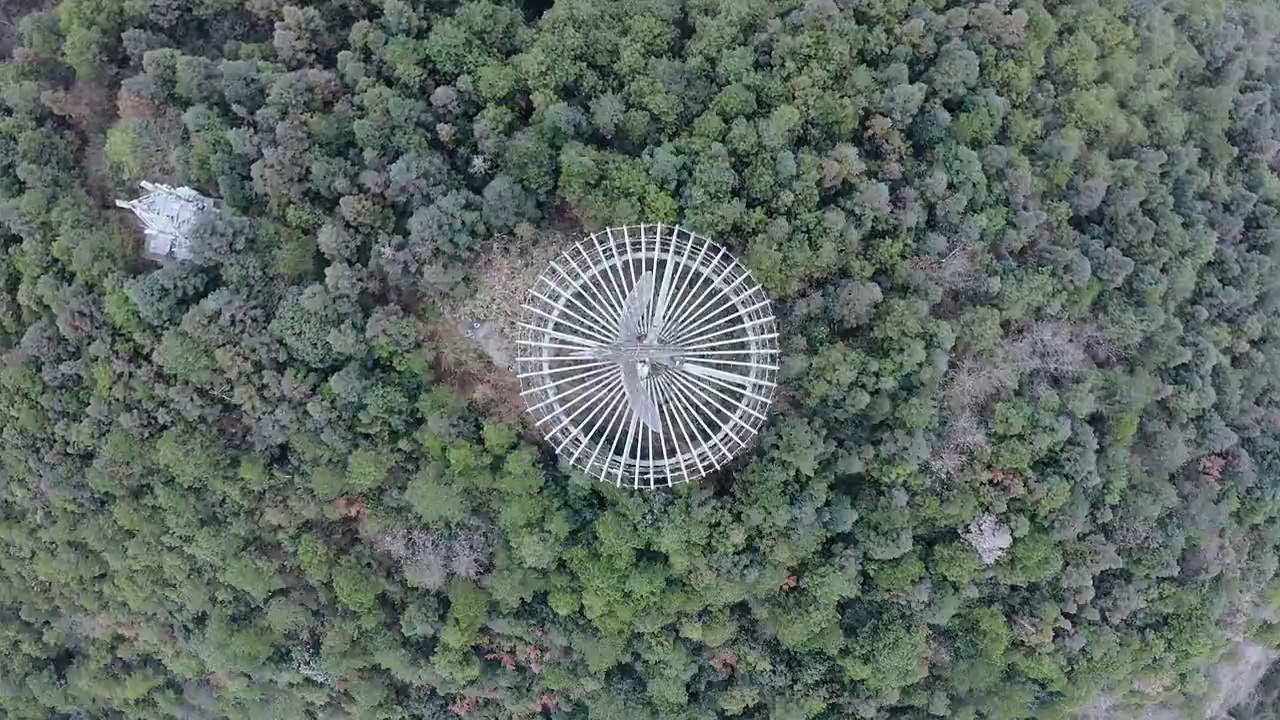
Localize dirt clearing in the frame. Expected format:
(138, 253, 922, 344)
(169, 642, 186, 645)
(423, 231, 578, 424)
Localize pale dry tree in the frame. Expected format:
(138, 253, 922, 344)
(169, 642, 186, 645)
(376, 523, 494, 590)
(1007, 320, 1090, 376)
(925, 448, 967, 482)
(930, 244, 983, 293)
(931, 319, 1104, 481)
(912, 237, 988, 299)
(930, 358, 1007, 481)
(963, 513, 1013, 566)
(376, 528, 445, 590)
(927, 405, 994, 479)
(941, 357, 1014, 415)
(291, 643, 333, 687)
(449, 528, 491, 578)
(403, 559, 449, 591)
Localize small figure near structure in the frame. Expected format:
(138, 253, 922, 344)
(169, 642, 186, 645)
(461, 319, 514, 370)
(115, 181, 212, 261)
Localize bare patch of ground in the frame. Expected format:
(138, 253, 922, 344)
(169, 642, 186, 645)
(423, 231, 578, 425)
(1078, 641, 1280, 720)
(424, 317, 526, 425)
(442, 230, 577, 348)
(1207, 641, 1279, 719)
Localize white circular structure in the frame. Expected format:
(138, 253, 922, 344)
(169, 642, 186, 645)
(517, 224, 779, 488)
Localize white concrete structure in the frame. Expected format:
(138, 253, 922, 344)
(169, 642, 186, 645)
(115, 181, 211, 260)
(517, 224, 778, 488)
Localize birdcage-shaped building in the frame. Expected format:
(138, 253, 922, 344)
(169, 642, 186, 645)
(517, 224, 779, 488)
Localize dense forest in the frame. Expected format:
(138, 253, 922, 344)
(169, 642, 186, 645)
(1, 0, 1280, 718)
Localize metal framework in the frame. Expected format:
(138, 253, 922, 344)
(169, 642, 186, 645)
(517, 224, 779, 488)
(115, 181, 211, 260)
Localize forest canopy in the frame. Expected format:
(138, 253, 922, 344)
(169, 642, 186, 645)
(1, 0, 1280, 719)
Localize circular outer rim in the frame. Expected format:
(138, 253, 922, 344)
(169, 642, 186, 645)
(515, 223, 779, 488)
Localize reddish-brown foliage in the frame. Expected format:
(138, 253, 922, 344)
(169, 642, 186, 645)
(448, 696, 481, 716)
(334, 496, 366, 519)
(517, 644, 545, 674)
(708, 650, 739, 673)
(529, 692, 559, 713)
(1200, 455, 1227, 484)
(991, 467, 1026, 497)
(486, 649, 518, 671)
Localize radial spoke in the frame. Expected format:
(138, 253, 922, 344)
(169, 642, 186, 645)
(521, 303, 616, 346)
(643, 415, 654, 489)
(569, 387, 628, 463)
(670, 373, 734, 464)
(600, 230, 631, 314)
(623, 226, 639, 317)
(658, 241, 717, 342)
(682, 348, 780, 358)
(663, 254, 736, 333)
(648, 224, 680, 340)
(654, 375, 703, 481)
(679, 360, 775, 388)
(663, 250, 726, 336)
(561, 256, 625, 329)
(672, 296, 772, 346)
(656, 229, 698, 335)
(521, 363, 616, 398)
(538, 371, 619, 423)
(672, 369, 768, 422)
(517, 322, 607, 349)
(664, 370, 758, 435)
(617, 413, 640, 487)
(516, 339, 610, 353)
(682, 357, 780, 372)
(668, 272, 754, 344)
(660, 372, 718, 475)
(675, 316, 775, 346)
(583, 389, 631, 480)
(650, 375, 679, 484)
(561, 246, 622, 315)
(675, 364, 774, 404)
(527, 366, 620, 412)
(529, 286, 616, 341)
(678, 335, 777, 351)
(515, 358, 612, 379)
(545, 373, 623, 435)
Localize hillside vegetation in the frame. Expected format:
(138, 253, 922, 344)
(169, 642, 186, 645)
(2, 0, 1280, 718)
